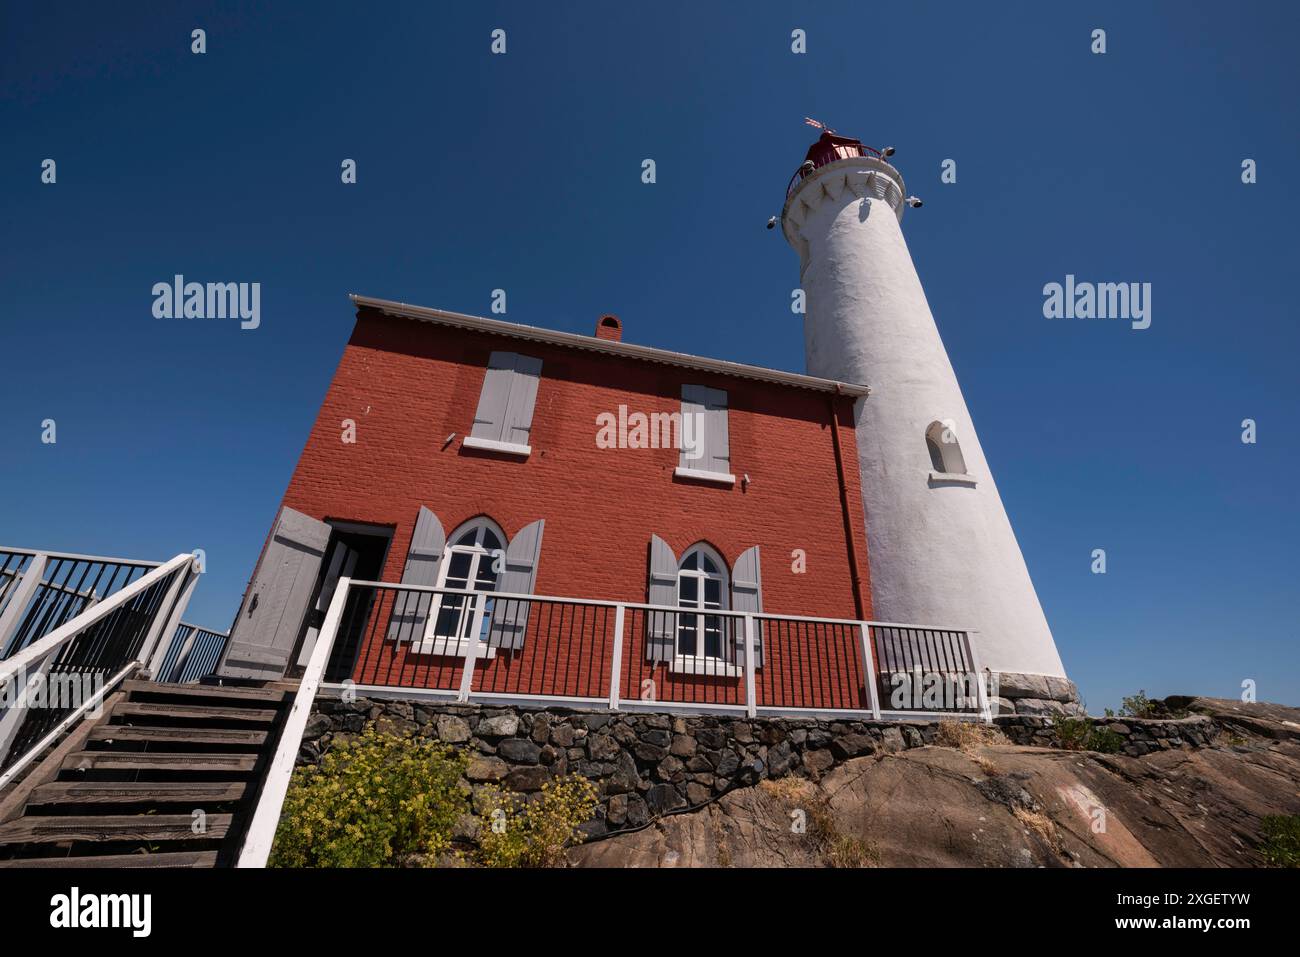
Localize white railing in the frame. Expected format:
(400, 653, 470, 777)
(0, 552, 201, 787)
(236, 577, 990, 867)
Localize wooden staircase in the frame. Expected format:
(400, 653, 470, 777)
(0, 679, 292, 868)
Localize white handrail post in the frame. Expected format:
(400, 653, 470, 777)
(237, 577, 353, 868)
(608, 604, 625, 710)
(457, 592, 486, 703)
(143, 560, 200, 679)
(0, 553, 47, 654)
(965, 630, 993, 724)
(743, 614, 757, 718)
(0, 646, 59, 767)
(859, 622, 882, 720)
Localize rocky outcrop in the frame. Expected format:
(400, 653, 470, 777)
(570, 696, 1300, 868)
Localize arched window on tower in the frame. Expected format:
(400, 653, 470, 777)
(926, 420, 967, 475)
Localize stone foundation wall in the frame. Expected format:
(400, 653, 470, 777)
(302, 694, 1221, 838)
(990, 671, 1086, 717)
(995, 713, 1221, 756)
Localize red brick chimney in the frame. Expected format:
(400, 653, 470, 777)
(595, 314, 622, 342)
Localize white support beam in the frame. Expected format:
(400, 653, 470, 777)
(237, 578, 353, 868)
(743, 614, 757, 718)
(0, 553, 47, 654)
(608, 604, 625, 711)
(143, 563, 200, 679)
(859, 622, 882, 720)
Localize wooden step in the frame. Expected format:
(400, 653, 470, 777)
(122, 680, 291, 706)
(27, 780, 249, 810)
(111, 701, 278, 727)
(0, 850, 219, 868)
(0, 813, 231, 845)
(61, 751, 259, 775)
(88, 725, 267, 749)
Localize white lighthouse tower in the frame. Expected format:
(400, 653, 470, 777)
(781, 128, 1073, 704)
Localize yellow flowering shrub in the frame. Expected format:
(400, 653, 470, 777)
(269, 725, 468, 868)
(476, 774, 599, 868)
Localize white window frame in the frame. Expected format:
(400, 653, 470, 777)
(670, 544, 739, 675)
(414, 518, 505, 658)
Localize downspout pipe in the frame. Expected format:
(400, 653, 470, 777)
(828, 385, 869, 621)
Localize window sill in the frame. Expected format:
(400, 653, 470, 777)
(674, 466, 736, 486)
(410, 638, 497, 659)
(928, 471, 977, 488)
(463, 436, 532, 457)
(670, 656, 742, 677)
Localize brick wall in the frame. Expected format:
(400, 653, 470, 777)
(271, 308, 873, 703)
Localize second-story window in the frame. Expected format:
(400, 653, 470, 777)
(674, 384, 734, 484)
(463, 351, 543, 457)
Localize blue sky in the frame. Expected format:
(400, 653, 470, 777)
(2, 2, 1296, 712)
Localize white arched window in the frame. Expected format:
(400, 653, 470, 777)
(676, 544, 729, 664)
(926, 420, 968, 476)
(420, 517, 505, 656)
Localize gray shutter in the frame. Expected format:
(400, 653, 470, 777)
(731, 545, 764, 668)
(646, 535, 678, 662)
(219, 506, 332, 680)
(470, 352, 517, 442)
(387, 506, 445, 643)
(490, 519, 544, 650)
(471, 352, 542, 446)
(680, 384, 729, 475)
(502, 355, 542, 446)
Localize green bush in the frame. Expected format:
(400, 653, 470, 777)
(1118, 690, 1157, 718)
(1085, 726, 1125, 754)
(1055, 717, 1123, 754)
(269, 725, 468, 868)
(1260, 815, 1300, 868)
(476, 774, 598, 868)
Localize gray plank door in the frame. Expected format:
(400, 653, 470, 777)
(219, 507, 332, 680)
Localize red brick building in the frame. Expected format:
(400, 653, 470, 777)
(218, 295, 896, 713)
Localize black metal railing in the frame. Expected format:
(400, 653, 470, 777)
(621, 608, 749, 710)
(0, 549, 160, 661)
(870, 624, 983, 715)
(156, 621, 230, 683)
(0, 562, 187, 772)
(334, 584, 618, 703)
(306, 580, 985, 720)
(755, 616, 871, 712)
(787, 142, 886, 198)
